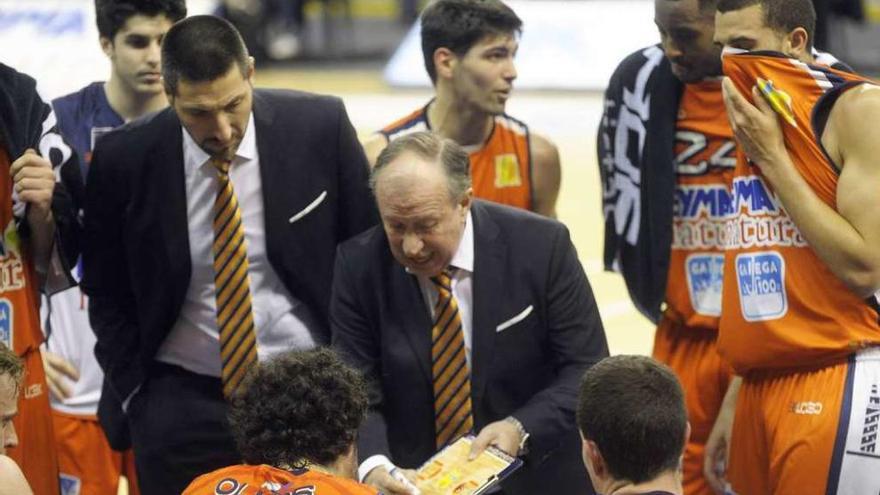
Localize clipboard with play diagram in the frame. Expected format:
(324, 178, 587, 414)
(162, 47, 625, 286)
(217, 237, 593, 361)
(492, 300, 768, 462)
(414, 436, 523, 495)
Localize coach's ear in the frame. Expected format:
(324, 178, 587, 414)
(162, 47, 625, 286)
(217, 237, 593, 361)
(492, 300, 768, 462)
(434, 47, 457, 81)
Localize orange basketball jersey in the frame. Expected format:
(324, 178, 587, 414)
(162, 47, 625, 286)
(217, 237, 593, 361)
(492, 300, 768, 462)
(665, 80, 736, 330)
(0, 148, 60, 495)
(718, 50, 880, 373)
(183, 464, 380, 495)
(381, 102, 532, 210)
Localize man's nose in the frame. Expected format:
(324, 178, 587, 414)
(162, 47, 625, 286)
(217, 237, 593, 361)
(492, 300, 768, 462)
(402, 232, 424, 257)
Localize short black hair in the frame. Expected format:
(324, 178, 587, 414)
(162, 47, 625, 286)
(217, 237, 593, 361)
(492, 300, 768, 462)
(420, 0, 522, 84)
(95, 0, 186, 40)
(662, 0, 719, 13)
(228, 348, 368, 469)
(577, 355, 686, 484)
(161, 15, 249, 96)
(717, 0, 815, 50)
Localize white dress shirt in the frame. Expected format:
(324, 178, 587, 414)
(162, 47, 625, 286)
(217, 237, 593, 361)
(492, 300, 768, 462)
(358, 212, 474, 481)
(156, 113, 318, 377)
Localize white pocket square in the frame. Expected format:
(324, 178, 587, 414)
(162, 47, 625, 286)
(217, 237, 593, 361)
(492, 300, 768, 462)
(289, 190, 327, 224)
(496, 305, 534, 333)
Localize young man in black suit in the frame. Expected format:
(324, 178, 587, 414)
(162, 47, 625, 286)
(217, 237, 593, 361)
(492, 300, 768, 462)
(81, 15, 377, 494)
(330, 131, 608, 495)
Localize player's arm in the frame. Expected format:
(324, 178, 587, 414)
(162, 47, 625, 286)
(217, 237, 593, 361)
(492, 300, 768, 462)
(722, 78, 880, 297)
(329, 248, 415, 495)
(361, 133, 390, 169)
(704, 376, 742, 494)
(529, 132, 561, 218)
(0, 456, 33, 495)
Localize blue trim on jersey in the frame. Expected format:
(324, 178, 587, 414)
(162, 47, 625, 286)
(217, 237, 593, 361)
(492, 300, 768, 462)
(826, 353, 857, 495)
(52, 81, 124, 180)
(811, 65, 849, 87)
(380, 101, 432, 140)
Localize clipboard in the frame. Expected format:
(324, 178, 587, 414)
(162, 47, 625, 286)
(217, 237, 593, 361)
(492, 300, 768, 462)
(414, 436, 523, 495)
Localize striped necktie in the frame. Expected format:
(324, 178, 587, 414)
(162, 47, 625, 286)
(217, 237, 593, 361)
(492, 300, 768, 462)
(211, 158, 258, 398)
(430, 269, 474, 448)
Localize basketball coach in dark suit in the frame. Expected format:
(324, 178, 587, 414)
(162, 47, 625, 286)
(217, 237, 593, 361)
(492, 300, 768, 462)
(330, 131, 608, 495)
(81, 16, 377, 494)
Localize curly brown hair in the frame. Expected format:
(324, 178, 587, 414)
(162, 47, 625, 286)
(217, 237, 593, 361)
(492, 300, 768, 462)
(0, 343, 23, 386)
(228, 348, 368, 468)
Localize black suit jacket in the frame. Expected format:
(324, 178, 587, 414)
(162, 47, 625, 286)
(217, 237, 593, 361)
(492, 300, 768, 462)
(82, 89, 377, 447)
(330, 200, 608, 494)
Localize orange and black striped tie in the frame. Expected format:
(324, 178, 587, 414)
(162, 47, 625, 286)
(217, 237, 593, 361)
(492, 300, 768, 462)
(431, 269, 474, 448)
(211, 158, 258, 398)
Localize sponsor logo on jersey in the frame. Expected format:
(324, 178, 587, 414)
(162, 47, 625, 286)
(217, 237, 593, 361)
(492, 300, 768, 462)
(756, 78, 798, 128)
(0, 221, 26, 294)
(0, 299, 12, 350)
(685, 254, 724, 316)
(494, 154, 522, 188)
(60, 473, 81, 495)
(790, 401, 824, 415)
(735, 251, 788, 321)
(858, 383, 880, 454)
(672, 177, 807, 250)
(24, 383, 42, 399)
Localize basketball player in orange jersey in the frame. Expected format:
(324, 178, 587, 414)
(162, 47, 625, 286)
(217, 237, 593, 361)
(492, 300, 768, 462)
(702, 0, 880, 493)
(0, 343, 32, 495)
(183, 348, 379, 495)
(599, 1, 734, 493)
(362, 0, 561, 217)
(0, 63, 81, 495)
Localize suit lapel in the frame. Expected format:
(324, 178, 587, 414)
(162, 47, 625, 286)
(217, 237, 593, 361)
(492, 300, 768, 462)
(157, 109, 190, 290)
(389, 260, 434, 384)
(469, 201, 506, 404)
(253, 91, 306, 264)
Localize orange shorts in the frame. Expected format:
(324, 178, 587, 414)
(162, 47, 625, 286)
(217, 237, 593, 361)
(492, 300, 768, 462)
(52, 410, 139, 495)
(653, 316, 733, 495)
(728, 348, 880, 494)
(6, 348, 60, 495)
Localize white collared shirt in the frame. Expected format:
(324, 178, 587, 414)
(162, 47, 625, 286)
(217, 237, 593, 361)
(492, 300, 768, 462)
(414, 211, 474, 366)
(156, 113, 318, 377)
(358, 212, 475, 481)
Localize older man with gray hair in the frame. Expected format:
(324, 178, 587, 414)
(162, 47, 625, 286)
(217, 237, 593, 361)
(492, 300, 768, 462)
(330, 131, 608, 495)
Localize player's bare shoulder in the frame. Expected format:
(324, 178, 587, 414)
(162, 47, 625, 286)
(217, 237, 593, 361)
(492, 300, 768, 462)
(824, 83, 880, 170)
(0, 456, 32, 495)
(361, 133, 390, 168)
(529, 131, 561, 218)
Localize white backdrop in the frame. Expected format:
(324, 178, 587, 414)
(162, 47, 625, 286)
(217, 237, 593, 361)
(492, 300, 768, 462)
(384, 0, 658, 90)
(0, 0, 214, 99)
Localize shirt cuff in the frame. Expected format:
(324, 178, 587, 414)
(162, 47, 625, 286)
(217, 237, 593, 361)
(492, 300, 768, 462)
(358, 454, 395, 483)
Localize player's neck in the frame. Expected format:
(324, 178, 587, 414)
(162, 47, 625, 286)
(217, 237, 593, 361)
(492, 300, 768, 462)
(428, 93, 494, 148)
(104, 77, 168, 122)
(603, 471, 682, 495)
(289, 458, 353, 480)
